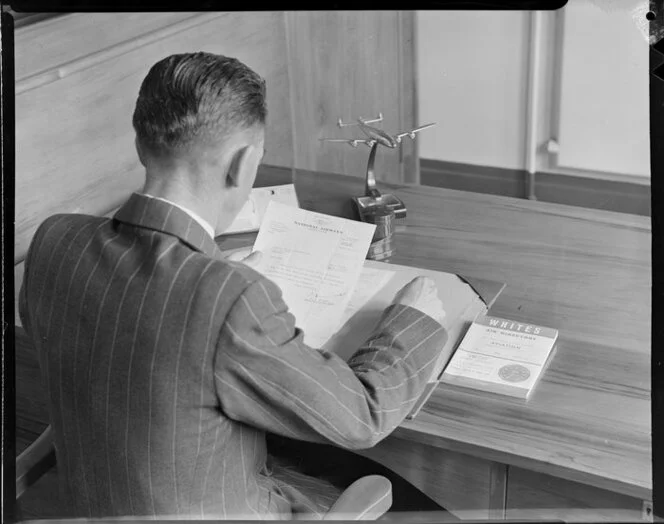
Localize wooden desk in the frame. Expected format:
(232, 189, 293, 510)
(15, 166, 652, 521)
(221, 167, 652, 521)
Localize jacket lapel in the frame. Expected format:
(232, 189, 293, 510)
(113, 193, 222, 258)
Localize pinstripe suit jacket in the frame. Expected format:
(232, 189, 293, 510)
(19, 192, 449, 519)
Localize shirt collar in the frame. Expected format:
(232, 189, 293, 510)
(140, 194, 216, 239)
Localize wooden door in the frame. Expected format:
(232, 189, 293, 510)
(285, 11, 419, 185)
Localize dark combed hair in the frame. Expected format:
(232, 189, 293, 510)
(132, 52, 267, 157)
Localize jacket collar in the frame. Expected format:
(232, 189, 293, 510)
(113, 192, 222, 258)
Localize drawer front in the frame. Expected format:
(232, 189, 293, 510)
(357, 436, 506, 519)
(506, 466, 646, 521)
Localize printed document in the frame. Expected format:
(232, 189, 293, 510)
(338, 266, 395, 329)
(252, 201, 376, 347)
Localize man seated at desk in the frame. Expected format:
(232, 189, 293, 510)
(19, 52, 451, 519)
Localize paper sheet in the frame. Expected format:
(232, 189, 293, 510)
(338, 266, 396, 329)
(320, 259, 490, 385)
(252, 201, 376, 348)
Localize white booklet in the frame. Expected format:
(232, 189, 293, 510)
(441, 315, 558, 399)
(251, 201, 376, 348)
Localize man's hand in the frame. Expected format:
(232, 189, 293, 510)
(391, 276, 446, 325)
(226, 248, 262, 269)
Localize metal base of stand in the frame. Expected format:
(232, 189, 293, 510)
(352, 142, 407, 221)
(352, 194, 407, 220)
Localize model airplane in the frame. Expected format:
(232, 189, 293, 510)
(319, 113, 436, 149)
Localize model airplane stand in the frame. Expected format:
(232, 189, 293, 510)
(319, 112, 435, 223)
(352, 142, 407, 221)
(351, 143, 405, 261)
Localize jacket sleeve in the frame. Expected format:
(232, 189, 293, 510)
(213, 276, 448, 450)
(18, 264, 31, 336)
(18, 227, 38, 337)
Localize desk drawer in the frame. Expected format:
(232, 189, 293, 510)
(506, 467, 646, 521)
(357, 436, 506, 519)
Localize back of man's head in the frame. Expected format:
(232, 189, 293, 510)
(132, 52, 267, 161)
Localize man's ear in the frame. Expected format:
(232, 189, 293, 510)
(135, 137, 147, 167)
(225, 146, 250, 188)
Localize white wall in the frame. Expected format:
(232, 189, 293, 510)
(555, 0, 650, 178)
(416, 3, 651, 180)
(417, 11, 530, 170)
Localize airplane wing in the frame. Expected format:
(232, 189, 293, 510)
(395, 123, 436, 142)
(319, 138, 376, 148)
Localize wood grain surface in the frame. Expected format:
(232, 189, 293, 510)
(14, 12, 293, 264)
(505, 466, 644, 521)
(357, 436, 500, 519)
(396, 12, 419, 184)
(288, 169, 652, 501)
(14, 166, 652, 512)
(15, 13, 205, 92)
(285, 12, 416, 184)
(210, 167, 652, 502)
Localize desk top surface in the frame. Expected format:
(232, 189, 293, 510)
(223, 167, 652, 500)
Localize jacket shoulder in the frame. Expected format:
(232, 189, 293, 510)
(35, 213, 107, 237)
(29, 214, 108, 257)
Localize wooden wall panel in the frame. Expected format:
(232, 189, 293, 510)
(506, 466, 645, 521)
(14, 12, 293, 264)
(356, 435, 504, 519)
(15, 13, 200, 85)
(397, 11, 419, 184)
(285, 11, 417, 184)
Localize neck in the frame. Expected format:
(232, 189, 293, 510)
(142, 170, 226, 234)
(138, 137, 258, 235)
